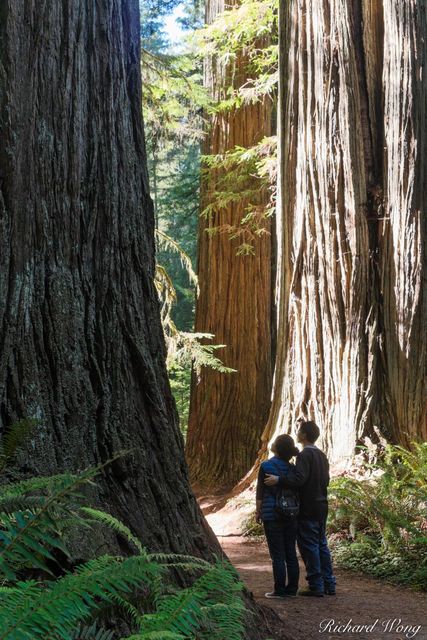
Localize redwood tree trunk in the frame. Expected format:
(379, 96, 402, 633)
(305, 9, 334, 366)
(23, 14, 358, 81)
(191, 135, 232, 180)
(186, 0, 274, 491)
(261, 0, 426, 464)
(0, 0, 214, 558)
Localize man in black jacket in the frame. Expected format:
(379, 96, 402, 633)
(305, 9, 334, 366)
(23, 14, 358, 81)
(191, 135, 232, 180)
(265, 421, 336, 597)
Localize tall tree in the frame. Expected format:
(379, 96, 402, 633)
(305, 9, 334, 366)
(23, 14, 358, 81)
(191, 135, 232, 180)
(0, 0, 215, 558)
(261, 0, 426, 464)
(186, 0, 275, 491)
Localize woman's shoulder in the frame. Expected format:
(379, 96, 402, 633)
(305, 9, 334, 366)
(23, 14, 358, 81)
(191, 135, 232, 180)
(262, 456, 289, 471)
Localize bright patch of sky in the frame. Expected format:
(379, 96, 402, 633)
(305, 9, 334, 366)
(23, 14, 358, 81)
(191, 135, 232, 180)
(164, 4, 186, 48)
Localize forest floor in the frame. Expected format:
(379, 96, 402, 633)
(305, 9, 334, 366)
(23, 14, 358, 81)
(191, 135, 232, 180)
(219, 536, 427, 640)
(201, 498, 427, 640)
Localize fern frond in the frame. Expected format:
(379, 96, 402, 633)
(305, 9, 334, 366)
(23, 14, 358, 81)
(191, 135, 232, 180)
(80, 507, 145, 555)
(138, 561, 244, 640)
(0, 495, 47, 515)
(0, 419, 39, 471)
(155, 230, 199, 294)
(0, 509, 69, 579)
(110, 592, 144, 624)
(124, 633, 185, 640)
(0, 555, 163, 640)
(0, 466, 111, 579)
(0, 473, 84, 498)
(147, 553, 211, 569)
(199, 601, 246, 640)
(72, 622, 115, 640)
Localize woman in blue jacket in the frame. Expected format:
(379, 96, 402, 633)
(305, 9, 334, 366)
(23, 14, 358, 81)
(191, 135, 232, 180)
(256, 434, 299, 598)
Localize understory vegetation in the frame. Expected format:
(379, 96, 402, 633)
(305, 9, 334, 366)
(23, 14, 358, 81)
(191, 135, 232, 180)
(328, 443, 427, 591)
(0, 459, 246, 639)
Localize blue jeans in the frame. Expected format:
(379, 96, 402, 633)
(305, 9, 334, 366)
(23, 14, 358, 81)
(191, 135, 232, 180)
(297, 519, 336, 592)
(263, 519, 299, 595)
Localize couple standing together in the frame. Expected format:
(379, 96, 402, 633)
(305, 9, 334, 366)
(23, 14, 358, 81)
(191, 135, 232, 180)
(256, 421, 336, 598)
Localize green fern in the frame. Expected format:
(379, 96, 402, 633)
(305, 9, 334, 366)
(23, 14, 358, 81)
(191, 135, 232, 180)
(0, 494, 47, 515)
(0, 419, 39, 471)
(71, 623, 115, 640)
(147, 553, 211, 570)
(0, 467, 106, 579)
(0, 555, 162, 640)
(137, 561, 245, 640)
(0, 473, 81, 499)
(125, 633, 185, 640)
(80, 507, 145, 555)
(0, 465, 246, 639)
(328, 442, 427, 590)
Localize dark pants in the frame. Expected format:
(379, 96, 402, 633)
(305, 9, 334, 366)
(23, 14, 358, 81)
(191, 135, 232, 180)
(297, 519, 336, 593)
(263, 519, 299, 595)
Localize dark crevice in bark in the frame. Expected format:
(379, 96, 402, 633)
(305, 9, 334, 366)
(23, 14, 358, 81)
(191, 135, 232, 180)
(354, 0, 397, 444)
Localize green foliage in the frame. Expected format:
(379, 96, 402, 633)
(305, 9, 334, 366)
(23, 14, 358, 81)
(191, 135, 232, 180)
(193, 0, 278, 107)
(155, 144, 199, 333)
(141, 25, 233, 434)
(0, 465, 246, 639)
(168, 362, 192, 438)
(201, 136, 277, 253)
(331, 539, 427, 591)
(140, 0, 181, 53)
(240, 512, 263, 539)
(79, 507, 144, 555)
(156, 230, 199, 293)
(143, 51, 207, 154)
(154, 255, 236, 375)
(0, 467, 102, 580)
(0, 555, 163, 640)
(195, 0, 279, 253)
(72, 623, 115, 640)
(0, 419, 38, 472)
(328, 442, 427, 590)
(135, 561, 245, 640)
(168, 332, 236, 377)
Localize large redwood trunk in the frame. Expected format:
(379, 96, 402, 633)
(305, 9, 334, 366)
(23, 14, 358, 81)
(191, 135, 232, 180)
(0, 0, 215, 558)
(261, 0, 426, 465)
(185, 0, 274, 491)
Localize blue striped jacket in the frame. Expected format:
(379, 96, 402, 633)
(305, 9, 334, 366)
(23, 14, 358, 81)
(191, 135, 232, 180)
(256, 456, 296, 521)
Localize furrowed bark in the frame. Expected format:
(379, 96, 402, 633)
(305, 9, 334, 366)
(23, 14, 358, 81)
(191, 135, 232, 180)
(0, 0, 215, 558)
(380, 0, 427, 445)
(186, 0, 275, 490)
(260, 0, 426, 465)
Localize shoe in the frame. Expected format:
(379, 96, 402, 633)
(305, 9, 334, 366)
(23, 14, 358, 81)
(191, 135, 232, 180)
(325, 589, 336, 595)
(282, 592, 297, 598)
(299, 588, 324, 597)
(265, 592, 286, 599)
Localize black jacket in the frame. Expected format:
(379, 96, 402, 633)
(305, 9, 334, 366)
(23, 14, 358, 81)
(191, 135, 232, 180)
(278, 446, 329, 520)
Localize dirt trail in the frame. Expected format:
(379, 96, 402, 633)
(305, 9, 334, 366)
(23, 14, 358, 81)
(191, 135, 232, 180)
(218, 536, 427, 640)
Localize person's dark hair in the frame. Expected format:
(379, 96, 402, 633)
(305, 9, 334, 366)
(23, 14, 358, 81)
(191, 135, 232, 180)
(299, 421, 320, 443)
(273, 435, 299, 461)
